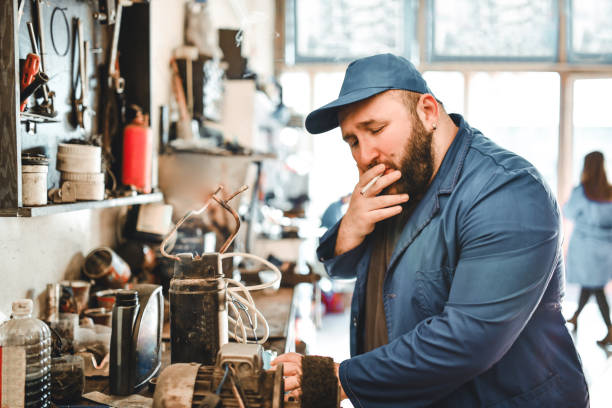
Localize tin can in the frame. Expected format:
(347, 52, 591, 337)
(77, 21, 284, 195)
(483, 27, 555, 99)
(22, 153, 48, 206)
(83, 247, 131, 288)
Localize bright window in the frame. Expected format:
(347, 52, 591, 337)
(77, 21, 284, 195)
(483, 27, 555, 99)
(279, 71, 311, 115)
(572, 79, 612, 185)
(422, 71, 465, 115)
(467, 72, 560, 190)
(287, 0, 413, 63)
(429, 0, 558, 61)
(309, 71, 358, 219)
(569, 0, 612, 62)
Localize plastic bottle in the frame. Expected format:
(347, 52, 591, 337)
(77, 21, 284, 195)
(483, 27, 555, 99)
(0, 299, 51, 407)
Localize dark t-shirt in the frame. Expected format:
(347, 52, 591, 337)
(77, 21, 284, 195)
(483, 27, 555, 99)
(363, 209, 411, 353)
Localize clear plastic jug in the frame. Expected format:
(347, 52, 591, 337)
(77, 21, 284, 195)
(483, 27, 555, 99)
(0, 299, 51, 407)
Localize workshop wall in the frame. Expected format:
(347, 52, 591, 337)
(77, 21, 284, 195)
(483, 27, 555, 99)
(0, 0, 276, 321)
(0, 207, 122, 319)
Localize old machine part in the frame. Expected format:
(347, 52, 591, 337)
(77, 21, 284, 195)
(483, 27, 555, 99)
(153, 343, 291, 408)
(153, 344, 340, 408)
(161, 186, 282, 366)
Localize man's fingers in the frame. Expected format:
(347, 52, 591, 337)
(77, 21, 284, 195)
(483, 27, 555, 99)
(281, 362, 302, 377)
(368, 193, 410, 209)
(284, 374, 301, 391)
(359, 163, 386, 179)
(361, 169, 401, 196)
(368, 205, 404, 223)
(271, 352, 303, 367)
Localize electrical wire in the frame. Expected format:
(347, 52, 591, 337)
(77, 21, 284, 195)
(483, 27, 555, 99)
(225, 277, 271, 344)
(215, 364, 230, 395)
(232, 296, 258, 342)
(221, 252, 281, 345)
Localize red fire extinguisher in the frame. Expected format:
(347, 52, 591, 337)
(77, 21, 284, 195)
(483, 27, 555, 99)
(122, 105, 152, 193)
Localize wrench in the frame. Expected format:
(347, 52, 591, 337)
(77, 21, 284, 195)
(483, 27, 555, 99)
(108, 0, 132, 93)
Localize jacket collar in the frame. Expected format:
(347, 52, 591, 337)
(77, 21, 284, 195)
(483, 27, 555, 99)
(387, 114, 474, 271)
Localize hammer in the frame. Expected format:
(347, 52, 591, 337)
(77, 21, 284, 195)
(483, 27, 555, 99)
(173, 45, 199, 117)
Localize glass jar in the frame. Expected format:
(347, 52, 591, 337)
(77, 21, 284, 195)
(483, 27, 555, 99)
(50, 355, 85, 404)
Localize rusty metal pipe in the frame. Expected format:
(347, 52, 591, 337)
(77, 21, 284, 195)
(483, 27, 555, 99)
(160, 185, 248, 260)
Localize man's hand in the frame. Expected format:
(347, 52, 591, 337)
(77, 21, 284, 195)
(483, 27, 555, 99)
(271, 352, 348, 402)
(271, 352, 303, 401)
(335, 163, 410, 256)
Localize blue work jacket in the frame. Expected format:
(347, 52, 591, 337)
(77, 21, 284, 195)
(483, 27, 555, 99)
(317, 114, 589, 407)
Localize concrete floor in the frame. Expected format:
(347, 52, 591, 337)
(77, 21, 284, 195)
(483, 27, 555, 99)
(306, 282, 612, 407)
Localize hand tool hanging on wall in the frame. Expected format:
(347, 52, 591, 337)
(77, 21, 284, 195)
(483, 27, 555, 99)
(170, 58, 194, 140)
(20, 53, 41, 112)
(94, 0, 118, 24)
(73, 18, 92, 132)
(20, 72, 49, 108)
(108, 0, 130, 94)
(101, 1, 131, 155)
(25, 1, 57, 117)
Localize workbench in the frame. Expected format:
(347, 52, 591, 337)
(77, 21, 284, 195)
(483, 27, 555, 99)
(78, 287, 297, 405)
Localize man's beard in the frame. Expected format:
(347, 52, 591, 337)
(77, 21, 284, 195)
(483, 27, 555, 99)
(383, 118, 434, 198)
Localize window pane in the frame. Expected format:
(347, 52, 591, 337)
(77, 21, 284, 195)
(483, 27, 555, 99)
(468, 72, 560, 191)
(279, 72, 311, 115)
(572, 79, 612, 185)
(309, 72, 357, 219)
(430, 0, 557, 61)
(569, 0, 612, 62)
(422, 71, 464, 115)
(289, 0, 412, 63)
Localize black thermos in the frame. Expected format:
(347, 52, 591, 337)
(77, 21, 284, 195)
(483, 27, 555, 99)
(110, 290, 140, 395)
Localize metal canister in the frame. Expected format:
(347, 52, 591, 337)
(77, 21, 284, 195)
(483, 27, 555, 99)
(169, 253, 228, 365)
(109, 290, 139, 395)
(21, 153, 48, 206)
(83, 247, 131, 288)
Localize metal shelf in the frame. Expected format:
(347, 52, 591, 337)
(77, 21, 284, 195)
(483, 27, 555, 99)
(0, 192, 163, 217)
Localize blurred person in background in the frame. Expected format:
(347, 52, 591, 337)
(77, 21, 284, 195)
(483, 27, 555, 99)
(564, 151, 612, 346)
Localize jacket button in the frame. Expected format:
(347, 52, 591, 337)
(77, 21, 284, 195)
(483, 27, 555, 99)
(352, 317, 357, 327)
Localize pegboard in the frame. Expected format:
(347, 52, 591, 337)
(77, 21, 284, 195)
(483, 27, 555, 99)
(16, 0, 150, 192)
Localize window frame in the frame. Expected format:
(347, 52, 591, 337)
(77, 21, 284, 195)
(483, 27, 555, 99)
(286, 0, 416, 64)
(566, 0, 612, 63)
(426, 0, 560, 63)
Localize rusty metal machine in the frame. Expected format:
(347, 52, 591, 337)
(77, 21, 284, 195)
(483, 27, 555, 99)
(153, 343, 293, 408)
(156, 186, 339, 408)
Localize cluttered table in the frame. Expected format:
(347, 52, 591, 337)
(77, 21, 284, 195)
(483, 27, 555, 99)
(79, 287, 297, 406)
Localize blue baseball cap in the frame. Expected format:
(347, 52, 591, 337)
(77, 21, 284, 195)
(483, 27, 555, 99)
(304, 53, 434, 134)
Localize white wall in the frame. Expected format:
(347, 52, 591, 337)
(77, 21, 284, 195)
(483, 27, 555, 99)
(149, 0, 275, 143)
(0, 208, 123, 319)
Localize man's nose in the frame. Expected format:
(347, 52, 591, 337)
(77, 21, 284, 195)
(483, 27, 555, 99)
(356, 139, 379, 168)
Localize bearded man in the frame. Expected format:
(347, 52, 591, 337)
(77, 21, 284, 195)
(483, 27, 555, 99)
(272, 54, 589, 408)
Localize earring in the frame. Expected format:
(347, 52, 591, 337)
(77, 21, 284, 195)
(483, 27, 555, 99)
(432, 124, 437, 131)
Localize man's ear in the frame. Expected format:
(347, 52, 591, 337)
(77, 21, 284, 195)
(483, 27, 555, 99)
(416, 94, 439, 131)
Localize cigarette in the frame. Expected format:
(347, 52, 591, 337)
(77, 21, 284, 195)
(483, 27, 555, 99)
(360, 175, 382, 195)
